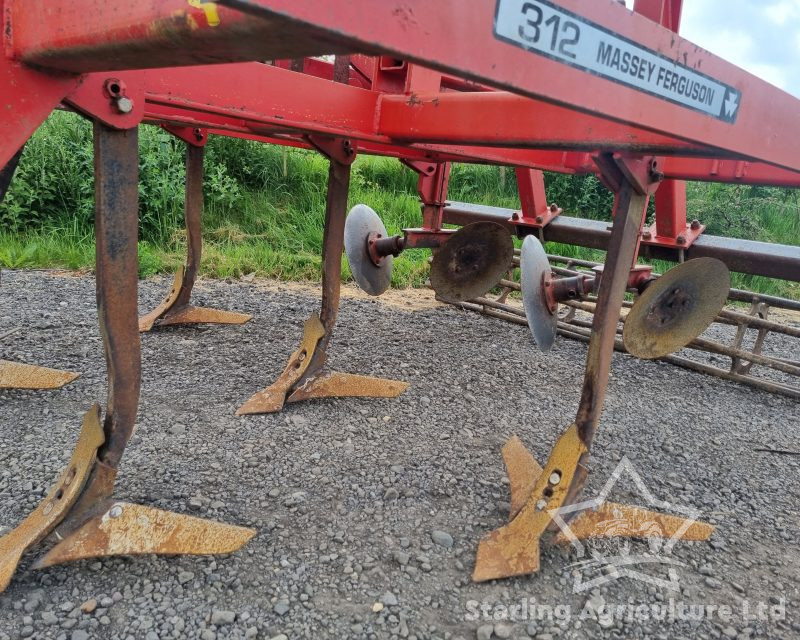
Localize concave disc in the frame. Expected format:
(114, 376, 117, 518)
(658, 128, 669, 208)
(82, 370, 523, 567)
(429, 222, 513, 302)
(520, 235, 557, 352)
(623, 257, 730, 359)
(344, 204, 392, 296)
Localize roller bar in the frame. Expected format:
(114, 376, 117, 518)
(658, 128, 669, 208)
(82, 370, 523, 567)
(444, 201, 800, 282)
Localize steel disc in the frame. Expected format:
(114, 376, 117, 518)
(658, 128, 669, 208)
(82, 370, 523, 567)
(429, 222, 513, 302)
(520, 235, 557, 352)
(344, 204, 392, 296)
(623, 257, 730, 359)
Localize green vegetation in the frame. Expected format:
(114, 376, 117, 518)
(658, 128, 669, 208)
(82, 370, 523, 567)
(1, 111, 798, 299)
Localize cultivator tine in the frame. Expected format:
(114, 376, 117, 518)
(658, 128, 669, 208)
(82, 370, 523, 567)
(138, 267, 185, 331)
(0, 405, 104, 592)
(35, 502, 255, 568)
(237, 138, 406, 416)
(0, 360, 79, 390)
(0, 123, 255, 594)
(138, 145, 251, 332)
(474, 159, 714, 583)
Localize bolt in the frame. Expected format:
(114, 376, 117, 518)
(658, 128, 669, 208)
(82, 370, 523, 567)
(676, 234, 686, 245)
(549, 471, 562, 485)
(109, 505, 124, 518)
(550, 203, 558, 213)
(642, 231, 652, 240)
(535, 499, 547, 511)
(511, 212, 520, 221)
(690, 219, 701, 230)
(535, 215, 543, 224)
(115, 96, 134, 114)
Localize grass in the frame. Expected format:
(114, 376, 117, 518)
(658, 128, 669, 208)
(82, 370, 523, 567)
(1, 111, 798, 300)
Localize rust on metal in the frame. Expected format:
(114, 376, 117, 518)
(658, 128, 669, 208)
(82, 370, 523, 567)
(429, 221, 513, 302)
(139, 145, 252, 331)
(239, 141, 406, 415)
(623, 257, 730, 359)
(730, 300, 770, 375)
(0, 405, 104, 593)
(0, 360, 79, 389)
(139, 267, 185, 332)
(501, 435, 542, 520)
(553, 502, 714, 544)
(93, 123, 142, 471)
(473, 424, 586, 582)
(236, 314, 326, 415)
(155, 305, 252, 327)
(287, 371, 408, 403)
(36, 502, 256, 568)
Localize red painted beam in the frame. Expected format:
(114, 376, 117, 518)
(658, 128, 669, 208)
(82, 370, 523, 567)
(378, 91, 700, 153)
(8, 0, 800, 171)
(213, 0, 800, 173)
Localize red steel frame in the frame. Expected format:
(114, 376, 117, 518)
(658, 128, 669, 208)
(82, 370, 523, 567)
(5, 0, 800, 259)
(6, 1, 800, 171)
(3, 0, 800, 259)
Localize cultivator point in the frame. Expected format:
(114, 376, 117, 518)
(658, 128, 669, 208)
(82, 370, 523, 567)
(138, 265, 252, 332)
(236, 313, 408, 414)
(0, 405, 254, 591)
(474, 431, 714, 582)
(0, 360, 79, 390)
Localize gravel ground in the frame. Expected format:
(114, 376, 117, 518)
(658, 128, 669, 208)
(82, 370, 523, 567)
(1, 269, 798, 640)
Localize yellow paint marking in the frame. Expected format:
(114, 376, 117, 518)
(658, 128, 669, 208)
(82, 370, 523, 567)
(187, 0, 220, 27)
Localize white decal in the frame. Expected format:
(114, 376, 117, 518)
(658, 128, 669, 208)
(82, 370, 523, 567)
(494, 0, 741, 122)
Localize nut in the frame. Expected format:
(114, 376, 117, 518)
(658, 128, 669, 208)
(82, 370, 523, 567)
(115, 97, 134, 114)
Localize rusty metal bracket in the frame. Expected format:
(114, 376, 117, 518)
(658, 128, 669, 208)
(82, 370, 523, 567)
(0, 359, 79, 389)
